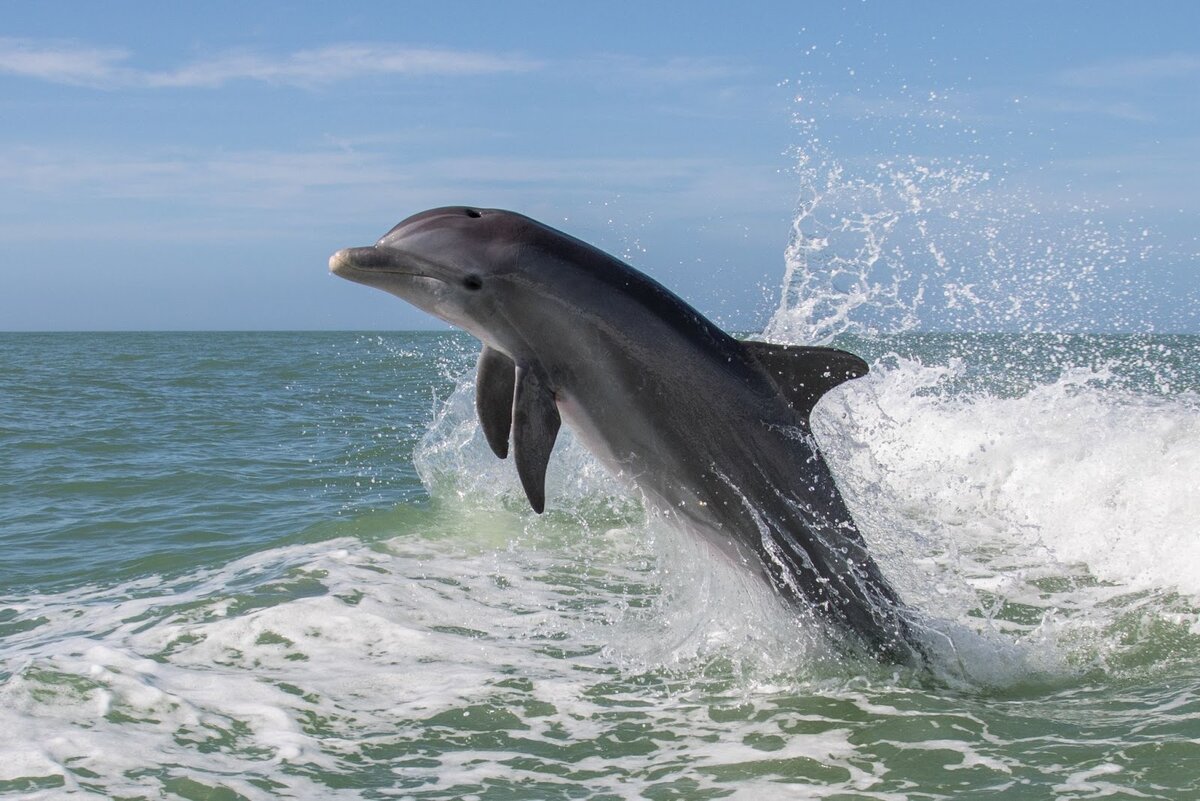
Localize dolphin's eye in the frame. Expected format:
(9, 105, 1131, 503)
(464, 208, 482, 218)
(462, 274, 483, 291)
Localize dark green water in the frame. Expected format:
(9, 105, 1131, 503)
(1, 331, 1198, 799)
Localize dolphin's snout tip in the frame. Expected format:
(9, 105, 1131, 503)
(328, 248, 352, 276)
(329, 246, 397, 278)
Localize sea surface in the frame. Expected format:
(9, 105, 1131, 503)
(1, 329, 1198, 799)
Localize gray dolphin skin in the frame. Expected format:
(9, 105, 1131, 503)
(330, 206, 925, 664)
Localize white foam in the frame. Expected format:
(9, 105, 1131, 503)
(815, 358, 1200, 600)
(0, 530, 873, 799)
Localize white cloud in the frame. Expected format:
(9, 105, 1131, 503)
(0, 144, 746, 201)
(0, 37, 131, 88)
(580, 54, 750, 85)
(0, 37, 758, 92)
(1023, 96, 1156, 123)
(149, 45, 541, 88)
(0, 146, 403, 205)
(0, 38, 540, 89)
(1058, 53, 1200, 88)
(0, 144, 790, 237)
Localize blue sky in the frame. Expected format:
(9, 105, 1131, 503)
(1, 1, 1196, 331)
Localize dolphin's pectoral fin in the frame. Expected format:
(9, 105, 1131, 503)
(512, 365, 561, 514)
(742, 341, 870, 420)
(476, 346, 516, 459)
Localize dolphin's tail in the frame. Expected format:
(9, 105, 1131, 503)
(714, 455, 930, 666)
(757, 511, 930, 667)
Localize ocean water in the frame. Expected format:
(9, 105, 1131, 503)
(2, 328, 1198, 799)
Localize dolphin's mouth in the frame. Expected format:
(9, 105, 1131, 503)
(328, 246, 446, 282)
(330, 246, 403, 276)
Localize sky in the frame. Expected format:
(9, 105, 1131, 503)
(1, 1, 1197, 332)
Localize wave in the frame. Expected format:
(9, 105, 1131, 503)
(6, 347, 1196, 796)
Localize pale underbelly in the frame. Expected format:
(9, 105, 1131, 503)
(554, 390, 766, 573)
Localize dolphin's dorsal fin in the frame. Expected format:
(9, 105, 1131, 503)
(512, 365, 561, 514)
(476, 346, 516, 459)
(741, 340, 869, 420)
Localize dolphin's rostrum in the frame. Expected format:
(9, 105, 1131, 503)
(330, 206, 925, 664)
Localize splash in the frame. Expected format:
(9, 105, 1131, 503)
(757, 82, 1200, 678)
(411, 370, 837, 676)
(765, 105, 1162, 343)
(811, 344, 1200, 671)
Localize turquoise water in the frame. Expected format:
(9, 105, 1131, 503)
(2, 331, 1199, 799)
(0, 332, 464, 591)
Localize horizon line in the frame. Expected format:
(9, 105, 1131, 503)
(3, 328, 1197, 336)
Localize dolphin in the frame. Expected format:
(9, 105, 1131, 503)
(330, 206, 925, 664)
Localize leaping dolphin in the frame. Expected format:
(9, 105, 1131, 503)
(330, 207, 924, 664)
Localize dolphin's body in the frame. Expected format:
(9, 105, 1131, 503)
(330, 206, 924, 663)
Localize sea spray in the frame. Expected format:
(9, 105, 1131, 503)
(769, 74, 1166, 342)
(413, 369, 838, 678)
(739, 77, 1200, 680)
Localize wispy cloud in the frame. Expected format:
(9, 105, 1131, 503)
(1058, 53, 1200, 88)
(0, 146, 403, 204)
(0, 143, 791, 244)
(0, 38, 540, 89)
(581, 54, 751, 85)
(148, 45, 541, 88)
(0, 143, 747, 207)
(0, 37, 758, 93)
(1023, 96, 1156, 123)
(0, 38, 131, 87)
